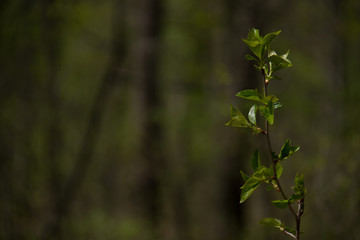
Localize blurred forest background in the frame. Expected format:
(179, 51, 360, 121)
(1, 0, 360, 239)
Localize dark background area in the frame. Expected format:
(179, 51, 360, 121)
(1, 0, 360, 239)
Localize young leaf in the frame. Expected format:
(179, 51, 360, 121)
(279, 139, 300, 160)
(260, 95, 279, 105)
(248, 28, 262, 41)
(267, 50, 292, 73)
(250, 125, 262, 135)
(273, 101, 282, 109)
(276, 163, 283, 179)
(257, 166, 273, 179)
(279, 139, 290, 159)
(245, 54, 258, 62)
(248, 105, 258, 124)
(259, 104, 274, 125)
(251, 149, 261, 171)
(271, 199, 289, 209)
(259, 217, 282, 227)
(243, 28, 263, 59)
(261, 30, 281, 58)
(262, 31, 281, 48)
(236, 89, 262, 102)
(292, 173, 306, 201)
(226, 105, 251, 128)
(240, 177, 263, 203)
(295, 173, 304, 186)
(240, 171, 250, 181)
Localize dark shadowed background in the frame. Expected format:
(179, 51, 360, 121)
(1, 0, 360, 239)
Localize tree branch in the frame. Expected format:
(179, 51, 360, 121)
(261, 68, 300, 239)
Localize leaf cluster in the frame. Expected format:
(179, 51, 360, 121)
(243, 28, 292, 81)
(226, 28, 291, 132)
(225, 89, 281, 132)
(239, 139, 300, 204)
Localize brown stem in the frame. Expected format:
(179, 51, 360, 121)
(261, 68, 301, 239)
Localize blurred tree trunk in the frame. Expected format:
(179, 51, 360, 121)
(132, 0, 165, 237)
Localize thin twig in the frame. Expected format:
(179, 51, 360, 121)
(282, 229, 296, 239)
(261, 68, 300, 239)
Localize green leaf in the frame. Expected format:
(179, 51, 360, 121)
(271, 199, 289, 209)
(261, 30, 281, 57)
(251, 149, 260, 171)
(226, 105, 251, 128)
(259, 217, 282, 227)
(229, 104, 238, 117)
(290, 145, 300, 153)
(262, 31, 281, 47)
(259, 95, 277, 125)
(250, 125, 262, 135)
(295, 173, 304, 186)
(255, 166, 274, 180)
(248, 105, 258, 124)
(279, 139, 300, 160)
(240, 171, 250, 181)
(273, 101, 282, 109)
(260, 95, 279, 105)
(292, 173, 306, 200)
(236, 89, 262, 102)
(276, 163, 283, 179)
(289, 193, 303, 202)
(243, 28, 263, 59)
(248, 28, 262, 41)
(267, 50, 292, 73)
(245, 54, 258, 62)
(259, 104, 274, 125)
(240, 177, 263, 203)
(279, 139, 290, 159)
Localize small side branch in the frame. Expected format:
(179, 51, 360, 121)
(281, 228, 296, 239)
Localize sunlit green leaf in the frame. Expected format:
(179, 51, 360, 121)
(226, 105, 251, 128)
(250, 125, 262, 135)
(256, 166, 273, 179)
(248, 105, 258, 124)
(259, 217, 282, 227)
(267, 50, 292, 73)
(248, 28, 262, 41)
(260, 95, 278, 105)
(261, 30, 281, 57)
(240, 177, 263, 203)
(292, 173, 306, 200)
(279, 139, 300, 160)
(276, 163, 283, 178)
(259, 104, 274, 125)
(236, 89, 262, 102)
(273, 101, 282, 109)
(243, 28, 263, 59)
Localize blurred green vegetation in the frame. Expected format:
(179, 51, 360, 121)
(1, 0, 360, 239)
